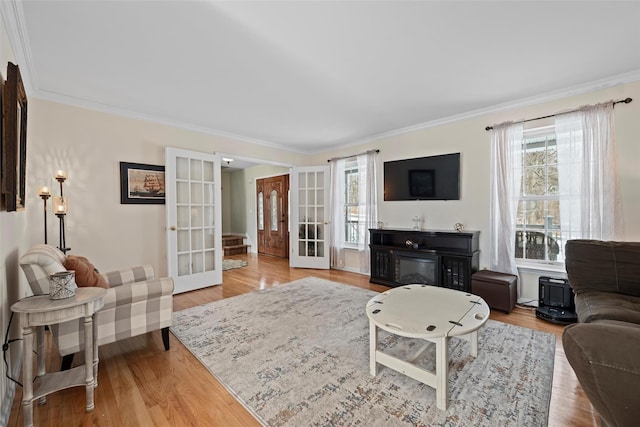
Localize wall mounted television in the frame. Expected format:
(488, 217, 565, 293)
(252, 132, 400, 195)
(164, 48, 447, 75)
(384, 152, 460, 201)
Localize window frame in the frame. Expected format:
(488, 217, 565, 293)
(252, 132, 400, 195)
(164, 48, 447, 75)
(515, 125, 564, 266)
(343, 158, 363, 247)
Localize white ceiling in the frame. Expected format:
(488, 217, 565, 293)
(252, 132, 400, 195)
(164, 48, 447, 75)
(5, 1, 640, 153)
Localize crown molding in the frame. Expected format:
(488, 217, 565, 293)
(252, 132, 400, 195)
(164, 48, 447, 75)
(33, 88, 311, 154)
(329, 69, 640, 152)
(0, 0, 37, 94)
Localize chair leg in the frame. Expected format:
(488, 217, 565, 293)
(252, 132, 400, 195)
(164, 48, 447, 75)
(61, 354, 74, 371)
(162, 327, 170, 350)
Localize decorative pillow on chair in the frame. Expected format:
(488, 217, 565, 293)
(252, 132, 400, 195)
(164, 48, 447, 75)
(63, 255, 109, 288)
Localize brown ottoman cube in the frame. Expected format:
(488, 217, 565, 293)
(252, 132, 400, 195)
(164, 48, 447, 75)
(471, 270, 518, 313)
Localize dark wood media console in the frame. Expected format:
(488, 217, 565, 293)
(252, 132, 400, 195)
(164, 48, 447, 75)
(369, 228, 480, 292)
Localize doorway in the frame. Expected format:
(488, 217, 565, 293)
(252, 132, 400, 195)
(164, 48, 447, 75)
(256, 174, 289, 258)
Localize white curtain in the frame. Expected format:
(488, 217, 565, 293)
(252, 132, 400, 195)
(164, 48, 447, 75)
(489, 122, 523, 276)
(555, 102, 624, 241)
(329, 151, 378, 273)
(329, 158, 347, 269)
(357, 151, 378, 274)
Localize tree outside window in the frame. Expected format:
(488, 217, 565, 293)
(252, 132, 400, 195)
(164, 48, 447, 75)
(515, 128, 562, 263)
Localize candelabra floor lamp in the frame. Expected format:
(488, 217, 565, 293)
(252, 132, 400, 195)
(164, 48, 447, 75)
(53, 170, 70, 254)
(37, 186, 51, 243)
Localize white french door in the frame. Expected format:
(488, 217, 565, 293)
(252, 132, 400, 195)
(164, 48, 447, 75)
(290, 166, 330, 269)
(165, 147, 222, 294)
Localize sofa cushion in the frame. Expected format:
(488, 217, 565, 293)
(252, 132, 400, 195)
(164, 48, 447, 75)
(575, 292, 640, 324)
(565, 240, 640, 298)
(563, 322, 640, 427)
(64, 255, 109, 289)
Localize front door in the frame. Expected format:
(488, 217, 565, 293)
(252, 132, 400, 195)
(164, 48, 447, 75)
(256, 174, 289, 258)
(165, 147, 222, 294)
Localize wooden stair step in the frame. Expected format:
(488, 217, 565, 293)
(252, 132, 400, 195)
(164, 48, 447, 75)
(224, 244, 250, 256)
(222, 236, 244, 246)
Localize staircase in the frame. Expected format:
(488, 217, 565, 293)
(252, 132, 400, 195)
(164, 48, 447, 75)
(223, 235, 250, 256)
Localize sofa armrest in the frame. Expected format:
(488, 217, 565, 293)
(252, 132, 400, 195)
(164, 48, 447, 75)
(102, 276, 174, 310)
(102, 264, 155, 287)
(562, 322, 640, 427)
(565, 240, 640, 297)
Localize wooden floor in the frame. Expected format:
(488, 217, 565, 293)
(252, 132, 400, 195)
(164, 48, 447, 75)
(8, 253, 601, 426)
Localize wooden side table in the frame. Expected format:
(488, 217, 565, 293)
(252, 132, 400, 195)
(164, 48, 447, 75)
(11, 287, 106, 427)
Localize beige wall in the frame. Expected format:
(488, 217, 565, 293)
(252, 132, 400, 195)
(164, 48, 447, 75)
(0, 18, 28, 424)
(309, 79, 640, 302)
(221, 170, 232, 234)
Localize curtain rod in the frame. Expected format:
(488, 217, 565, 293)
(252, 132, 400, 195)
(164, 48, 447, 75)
(327, 149, 379, 163)
(485, 97, 632, 131)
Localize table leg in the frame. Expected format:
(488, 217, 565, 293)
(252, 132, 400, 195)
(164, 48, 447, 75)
(369, 319, 378, 376)
(470, 330, 478, 358)
(22, 326, 34, 427)
(436, 336, 449, 411)
(35, 325, 46, 405)
(83, 316, 95, 412)
(92, 312, 99, 388)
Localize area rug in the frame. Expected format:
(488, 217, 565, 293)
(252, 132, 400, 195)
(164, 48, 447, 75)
(171, 277, 555, 426)
(222, 259, 248, 270)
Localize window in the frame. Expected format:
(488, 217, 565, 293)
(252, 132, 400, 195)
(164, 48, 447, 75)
(515, 126, 563, 264)
(344, 158, 364, 245)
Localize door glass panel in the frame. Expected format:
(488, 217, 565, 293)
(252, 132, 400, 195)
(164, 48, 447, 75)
(317, 207, 324, 224)
(177, 230, 189, 252)
(258, 192, 264, 230)
(317, 189, 324, 203)
(271, 190, 278, 231)
(204, 230, 215, 249)
(316, 171, 324, 186)
(299, 241, 306, 256)
(316, 225, 323, 240)
(298, 189, 306, 205)
(204, 250, 215, 271)
(307, 224, 315, 239)
(176, 157, 189, 180)
(203, 183, 214, 204)
(298, 206, 306, 223)
(204, 206, 214, 226)
(307, 241, 316, 257)
(308, 173, 316, 188)
(203, 161, 214, 182)
(308, 207, 315, 222)
(178, 254, 190, 276)
(191, 230, 203, 250)
(177, 182, 189, 204)
(191, 183, 203, 204)
(298, 224, 306, 239)
(317, 242, 324, 257)
(191, 207, 203, 227)
(177, 206, 190, 228)
(190, 159, 202, 181)
(309, 190, 316, 205)
(192, 252, 203, 273)
(298, 172, 306, 188)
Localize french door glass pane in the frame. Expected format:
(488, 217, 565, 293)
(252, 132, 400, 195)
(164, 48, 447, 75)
(176, 158, 189, 180)
(190, 159, 202, 181)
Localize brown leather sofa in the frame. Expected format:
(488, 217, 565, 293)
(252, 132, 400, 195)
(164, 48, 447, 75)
(562, 239, 640, 427)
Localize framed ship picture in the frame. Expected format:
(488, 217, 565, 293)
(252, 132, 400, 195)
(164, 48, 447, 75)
(120, 162, 165, 204)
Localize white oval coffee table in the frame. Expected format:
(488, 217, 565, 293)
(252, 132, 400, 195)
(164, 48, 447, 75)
(366, 284, 490, 410)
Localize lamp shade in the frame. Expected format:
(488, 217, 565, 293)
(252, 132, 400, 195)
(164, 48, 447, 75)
(52, 196, 68, 214)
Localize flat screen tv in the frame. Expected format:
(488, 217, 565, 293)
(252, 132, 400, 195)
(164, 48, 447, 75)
(384, 152, 460, 201)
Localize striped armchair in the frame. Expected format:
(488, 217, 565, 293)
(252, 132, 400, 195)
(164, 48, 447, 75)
(19, 244, 174, 369)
